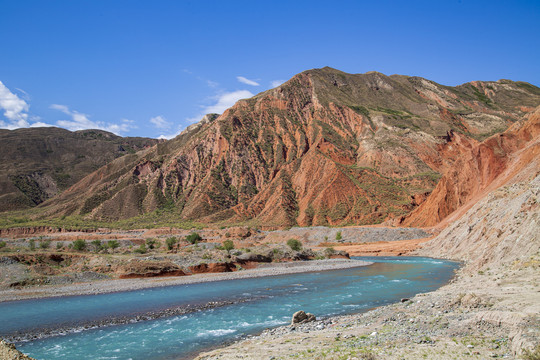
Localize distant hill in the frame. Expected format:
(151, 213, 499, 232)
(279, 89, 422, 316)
(0, 127, 159, 212)
(12, 67, 540, 228)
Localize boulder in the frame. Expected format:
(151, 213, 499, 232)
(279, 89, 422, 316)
(224, 227, 252, 238)
(235, 253, 272, 263)
(291, 310, 316, 325)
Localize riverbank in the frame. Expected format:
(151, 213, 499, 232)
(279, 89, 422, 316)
(196, 262, 539, 360)
(0, 258, 370, 302)
(196, 173, 540, 359)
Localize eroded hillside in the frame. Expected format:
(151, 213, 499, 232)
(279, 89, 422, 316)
(26, 68, 540, 227)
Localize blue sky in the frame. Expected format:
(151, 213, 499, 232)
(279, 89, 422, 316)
(0, 0, 539, 138)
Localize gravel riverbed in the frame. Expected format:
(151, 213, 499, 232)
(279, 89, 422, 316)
(0, 259, 371, 302)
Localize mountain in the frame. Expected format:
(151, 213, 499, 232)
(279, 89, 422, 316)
(0, 127, 159, 212)
(33, 67, 540, 227)
(403, 106, 540, 227)
(416, 111, 540, 273)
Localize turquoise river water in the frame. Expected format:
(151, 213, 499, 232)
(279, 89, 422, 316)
(0, 256, 459, 359)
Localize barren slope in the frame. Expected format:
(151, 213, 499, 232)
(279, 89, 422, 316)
(403, 106, 540, 227)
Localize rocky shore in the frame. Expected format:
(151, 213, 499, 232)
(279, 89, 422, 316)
(0, 258, 370, 302)
(0, 340, 35, 360)
(196, 265, 539, 360)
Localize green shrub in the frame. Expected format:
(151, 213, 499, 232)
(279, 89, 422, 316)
(39, 240, 51, 249)
(73, 239, 86, 251)
(29, 239, 35, 251)
(56, 242, 64, 250)
(165, 237, 178, 250)
(134, 244, 146, 254)
(335, 231, 342, 241)
(107, 240, 120, 250)
(91, 240, 103, 252)
(287, 238, 302, 251)
(0, 241, 6, 249)
(185, 232, 202, 244)
(222, 240, 234, 253)
(146, 238, 156, 250)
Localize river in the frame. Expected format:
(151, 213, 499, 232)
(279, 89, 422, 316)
(0, 256, 459, 359)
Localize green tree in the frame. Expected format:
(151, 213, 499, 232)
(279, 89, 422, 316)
(185, 232, 202, 244)
(146, 238, 157, 250)
(222, 239, 234, 254)
(287, 238, 302, 251)
(335, 231, 342, 241)
(165, 237, 178, 250)
(73, 239, 86, 251)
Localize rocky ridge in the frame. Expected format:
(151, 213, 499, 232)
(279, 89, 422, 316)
(27, 68, 540, 228)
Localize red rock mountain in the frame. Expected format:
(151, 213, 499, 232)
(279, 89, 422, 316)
(35, 67, 540, 227)
(403, 106, 540, 227)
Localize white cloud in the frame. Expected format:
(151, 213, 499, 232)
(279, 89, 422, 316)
(0, 80, 30, 128)
(206, 90, 254, 114)
(271, 80, 285, 88)
(237, 76, 260, 86)
(29, 121, 54, 128)
(150, 115, 171, 129)
(158, 133, 175, 140)
(186, 89, 254, 124)
(50, 104, 135, 135)
(157, 124, 185, 140)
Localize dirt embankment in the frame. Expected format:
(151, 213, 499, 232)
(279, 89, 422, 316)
(0, 226, 101, 238)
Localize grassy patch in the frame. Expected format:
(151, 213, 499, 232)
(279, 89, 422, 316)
(515, 82, 540, 96)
